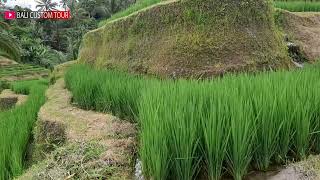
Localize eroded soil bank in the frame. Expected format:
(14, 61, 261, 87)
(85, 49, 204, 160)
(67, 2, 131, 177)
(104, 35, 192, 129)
(0, 89, 28, 110)
(279, 11, 320, 61)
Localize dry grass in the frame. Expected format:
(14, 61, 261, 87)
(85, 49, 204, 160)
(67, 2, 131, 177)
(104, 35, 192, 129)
(21, 79, 137, 179)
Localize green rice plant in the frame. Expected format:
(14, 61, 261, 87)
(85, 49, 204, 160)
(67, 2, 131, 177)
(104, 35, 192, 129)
(273, 83, 294, 164)
(0, 79, 48, 179)
(274, 1, 320, 12)
(251, 76, 283, 170)
(201, 84, 230, 179)
(139, 81, 171, 180)
(166, 81, 201, 180)
(65, 64, 143, 121)
(225, 83, 256, 180)
(65, 64, 320, 180)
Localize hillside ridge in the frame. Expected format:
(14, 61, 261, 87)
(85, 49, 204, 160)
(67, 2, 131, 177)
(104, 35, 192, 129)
(79, 0, 291, 78)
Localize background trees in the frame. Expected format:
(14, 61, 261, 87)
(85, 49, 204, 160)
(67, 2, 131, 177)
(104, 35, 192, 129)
(0, 0, 136, 68)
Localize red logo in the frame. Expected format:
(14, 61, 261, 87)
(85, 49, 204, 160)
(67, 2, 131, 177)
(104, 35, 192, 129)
(4, 11, 16, 20)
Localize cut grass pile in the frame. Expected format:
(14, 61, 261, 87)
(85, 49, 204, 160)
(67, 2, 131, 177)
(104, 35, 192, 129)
(98, 0, 162, 27)
(65, 64, 320, 179)
(0, 79, 48, 179)
(274, 1, 320, 12)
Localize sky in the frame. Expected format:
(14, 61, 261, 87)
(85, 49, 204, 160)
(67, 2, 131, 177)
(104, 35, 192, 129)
(3, 0, 65, 11)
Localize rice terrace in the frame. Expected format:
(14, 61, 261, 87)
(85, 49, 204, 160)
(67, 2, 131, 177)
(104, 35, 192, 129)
(1, 0, 320, 179)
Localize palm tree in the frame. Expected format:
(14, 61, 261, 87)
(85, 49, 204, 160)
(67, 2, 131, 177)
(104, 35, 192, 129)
(0, 22, 21, 61)
(60, 0, 69, 11)
(36, 0, 58, 11)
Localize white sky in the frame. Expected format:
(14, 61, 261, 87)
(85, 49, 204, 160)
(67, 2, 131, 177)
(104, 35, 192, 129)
(4, 0, 65, 11)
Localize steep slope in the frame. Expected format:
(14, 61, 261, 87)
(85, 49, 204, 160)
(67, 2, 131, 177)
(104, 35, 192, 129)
(276, 11, 320, 61)
(79, 0, 290, 78)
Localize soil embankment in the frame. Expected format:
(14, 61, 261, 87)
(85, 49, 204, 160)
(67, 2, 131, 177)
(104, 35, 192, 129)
(0, 89, 28, 110)
(79, 0, 290, 78)
(278, 11, 320, 61)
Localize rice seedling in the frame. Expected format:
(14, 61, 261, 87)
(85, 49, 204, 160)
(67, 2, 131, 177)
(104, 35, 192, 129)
(201, 84, 230, 179)
(274, 1, 320, 12)
(0, 79, 48, 179)
(65, 64, 320, 180)
(139, 82, 171, 180)
(65, 65, 143, 121)
(226, 88, 256, 180)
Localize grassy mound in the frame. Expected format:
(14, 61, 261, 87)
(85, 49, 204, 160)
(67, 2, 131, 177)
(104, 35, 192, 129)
(79, 0, 290, 78)
(98, 0, 163, 27)
(65, 64, 320, 179)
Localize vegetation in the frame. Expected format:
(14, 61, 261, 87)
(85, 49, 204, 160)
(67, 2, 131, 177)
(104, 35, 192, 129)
(274, 1, 320, 12)
(0, 0, 135, 68)
(80, 0, 290, 78)
(0, 79, 48, 179)
(99, 0, 162, 26)
(65, 65, 144, 120)
(65, 64, 320, 179)
(0, 64, 49, 80)
(0, 22, 21, 61)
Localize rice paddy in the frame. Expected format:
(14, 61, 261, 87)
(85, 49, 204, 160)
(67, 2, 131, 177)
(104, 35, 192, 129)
(65, 64, 320, 179)
(0, 79, 48, 179)
(274, 1, 320, 12)
(0, 64, 49, 81)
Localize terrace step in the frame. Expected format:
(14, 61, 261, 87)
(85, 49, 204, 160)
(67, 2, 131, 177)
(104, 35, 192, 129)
(0, 89, 28, 110)
(18, 79, 137, 179)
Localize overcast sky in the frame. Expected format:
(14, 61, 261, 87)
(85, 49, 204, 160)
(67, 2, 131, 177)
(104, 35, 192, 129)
(4, 0, 64, 11)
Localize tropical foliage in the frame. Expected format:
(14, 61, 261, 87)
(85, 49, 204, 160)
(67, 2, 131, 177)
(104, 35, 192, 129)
(0, 21, 21, 61)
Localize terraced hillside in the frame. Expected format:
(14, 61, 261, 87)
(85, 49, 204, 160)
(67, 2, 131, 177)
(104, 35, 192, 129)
(0, 61, 49, 81)
(79, 0, 290, 78)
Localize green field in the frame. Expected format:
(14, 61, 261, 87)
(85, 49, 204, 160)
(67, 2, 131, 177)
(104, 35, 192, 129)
(0, 80, 47, 179)
(0, 64, 49, 80)
(275, 1, 320, 12)
(65, 64, 320, 180)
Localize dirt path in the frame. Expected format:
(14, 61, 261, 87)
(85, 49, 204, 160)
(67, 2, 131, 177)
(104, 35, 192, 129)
(19, 79, 137, 179)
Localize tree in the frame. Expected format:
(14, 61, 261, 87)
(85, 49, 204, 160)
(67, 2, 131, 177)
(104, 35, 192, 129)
(36, 0, 58, 11)
(0, 21, 21, 61)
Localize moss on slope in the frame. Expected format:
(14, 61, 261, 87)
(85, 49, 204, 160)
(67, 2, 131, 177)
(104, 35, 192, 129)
(79, 0, 291, 78)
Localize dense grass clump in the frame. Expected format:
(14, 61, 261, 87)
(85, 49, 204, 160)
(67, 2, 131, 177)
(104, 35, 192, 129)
(65, 64, 320, 180)
(274, 1, 320, 12)
(98, 0, 162, 27)
(65, 65, 144, 121)
(0, 80, 47, 179)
